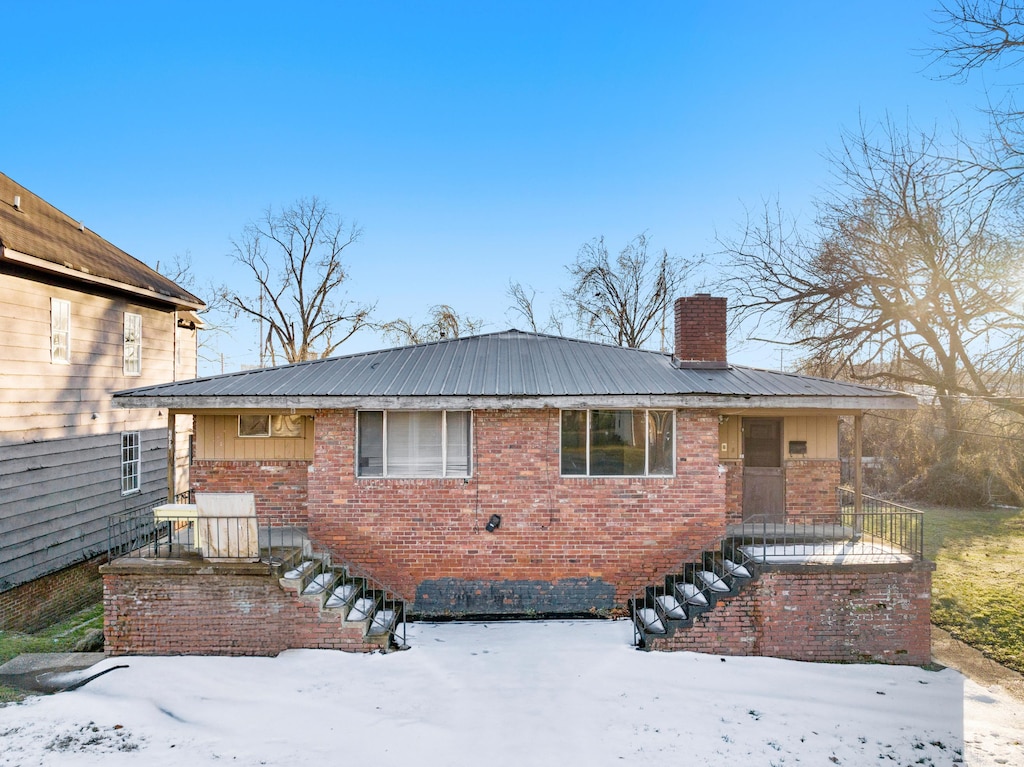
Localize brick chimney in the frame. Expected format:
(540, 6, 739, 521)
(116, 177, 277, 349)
(673, 294, 728, 368)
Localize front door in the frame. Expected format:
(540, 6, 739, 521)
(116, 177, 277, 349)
(742, 417, 784, 523)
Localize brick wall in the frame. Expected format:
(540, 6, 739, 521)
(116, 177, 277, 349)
(723, 462, 743, 524)
(647, 562, 934, 665)
(191, 460, 310, 527)
(102, 562, 383, 656)
(785, 459, 841, 523)
(0, 556, 104, 632)
(306, 408, 726, 615)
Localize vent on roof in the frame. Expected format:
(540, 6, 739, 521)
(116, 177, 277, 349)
(13, 195, 20, 211)
(78, 222, 85, 232)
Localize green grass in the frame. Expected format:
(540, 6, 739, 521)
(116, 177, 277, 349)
(0, 602, 104, 703)
(920, 503, 1024, 673)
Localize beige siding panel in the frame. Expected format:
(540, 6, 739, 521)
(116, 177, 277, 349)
(783, 416, 839, 459)
(717, 416, 741, 460)
(0, 408, 164, 445)
(195, 414, 314, 461)
(1, 272, 187, 442)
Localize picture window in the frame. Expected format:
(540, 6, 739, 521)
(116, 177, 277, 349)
(357, 410, 471, 478)
(560, 409, 674, 477)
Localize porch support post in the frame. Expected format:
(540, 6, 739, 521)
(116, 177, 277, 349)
(854, 413, 863, 531)
(167, 409, 175, 503)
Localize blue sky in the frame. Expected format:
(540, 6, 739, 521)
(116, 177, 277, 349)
(2, 2, 994, 374)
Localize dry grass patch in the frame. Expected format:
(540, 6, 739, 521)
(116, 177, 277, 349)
(922, 504, 1024, 673)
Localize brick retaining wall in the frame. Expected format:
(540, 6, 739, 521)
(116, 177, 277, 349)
(0, 556, 104, 632)
(646, 561, 934, 665)
(101, 561, 382, 656)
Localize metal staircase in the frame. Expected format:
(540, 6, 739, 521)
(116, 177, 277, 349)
(278, 551, 408, 652)
(629, 543, 757, 648)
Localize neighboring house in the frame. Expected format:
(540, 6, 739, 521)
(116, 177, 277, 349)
(111, 295, 918, 624)
(0, 172, 204, 629)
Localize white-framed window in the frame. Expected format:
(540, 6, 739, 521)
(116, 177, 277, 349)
(121, 431, 141, 495)
(560, 409, 675, 477)
(357, 410, 471, 478)
(123, 312, 142, 375)
(50, 297, 70, 363)
(238, 414, 305, 438)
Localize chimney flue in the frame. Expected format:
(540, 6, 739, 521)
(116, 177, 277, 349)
(673, 294, 728, 368)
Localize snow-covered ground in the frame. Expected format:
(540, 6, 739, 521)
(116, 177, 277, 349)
(1, 619, 1022, 766)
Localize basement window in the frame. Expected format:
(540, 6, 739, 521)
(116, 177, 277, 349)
(560, 409, 674, 477)
(238, 414, 305, 438)
(357, 410, 471, 478)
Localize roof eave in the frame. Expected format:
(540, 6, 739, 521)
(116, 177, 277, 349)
(112, 392, 917, 412)
(1, 246, 206, 311)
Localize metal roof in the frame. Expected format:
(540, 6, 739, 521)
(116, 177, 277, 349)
(113, 330, 916, 411)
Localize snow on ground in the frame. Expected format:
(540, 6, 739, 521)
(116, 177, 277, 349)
(0, 619, 1021, 766)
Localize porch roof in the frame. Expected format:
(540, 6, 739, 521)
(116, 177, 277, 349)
(113, 330, 917, 412)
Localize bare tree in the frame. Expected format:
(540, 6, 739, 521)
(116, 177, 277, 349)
(506, 281, 565, 335)
(929, 2, 1024, 206)
(380, 304, 484, 346)
(227, 198, 373, 365)
(721, 123, 1024, 463)
(563, 233, 702, 350)
(155, 250, 236, 370)
(931, 1, 1024, 78)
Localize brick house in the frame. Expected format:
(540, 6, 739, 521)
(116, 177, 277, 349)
(110, 295, 923, 632)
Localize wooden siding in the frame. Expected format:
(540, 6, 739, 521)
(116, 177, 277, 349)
(0, 271, 181, 444)
(1, 266, 198, 590)
(718, 414, 839, 462)
(783, 415, 839, 460)
(195, 414, 315, 461)
(718, 416, 741, 460)
(0, 428, 167, 590)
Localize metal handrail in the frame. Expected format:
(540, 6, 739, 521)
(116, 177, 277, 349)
(837, 486, 925, 561)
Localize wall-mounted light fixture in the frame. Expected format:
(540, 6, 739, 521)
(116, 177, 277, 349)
(485, 514, 501, 532)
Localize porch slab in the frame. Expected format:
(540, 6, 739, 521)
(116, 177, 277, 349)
(727, 523, 855, 540)
(739, 541, 916, 566)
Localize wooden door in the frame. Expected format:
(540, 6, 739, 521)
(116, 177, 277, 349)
(742, 418, 784, 522)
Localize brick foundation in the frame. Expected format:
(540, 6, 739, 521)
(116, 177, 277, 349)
(646, 562, 934, 665)
(191, 460, 310, 527)
(785, 459, 841, 523)
(305, 408, 726, 615)
(0, 556, 104, 632)
(101, 560, 383, 656)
